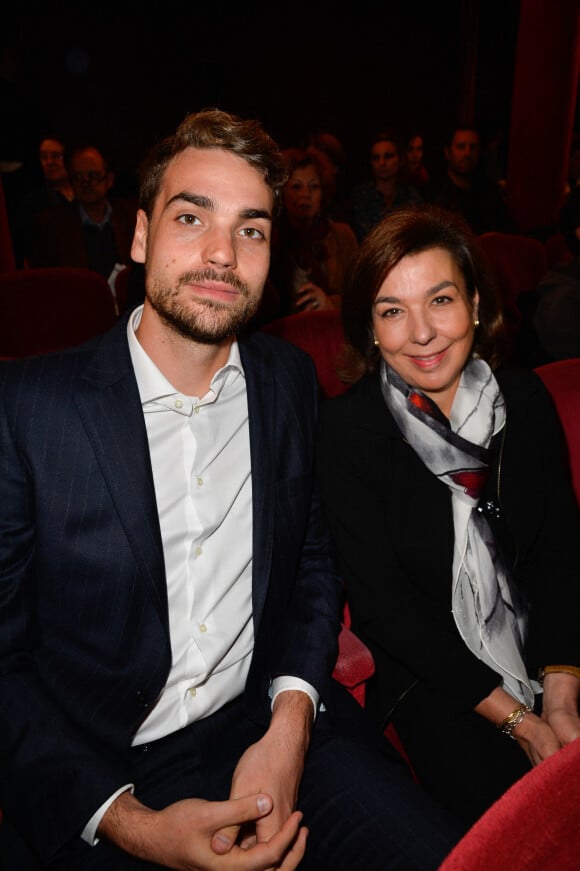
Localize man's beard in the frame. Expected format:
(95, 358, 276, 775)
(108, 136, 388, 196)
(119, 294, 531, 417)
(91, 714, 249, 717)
(455, 159, 477, 177)
(145, 268, 261, 344)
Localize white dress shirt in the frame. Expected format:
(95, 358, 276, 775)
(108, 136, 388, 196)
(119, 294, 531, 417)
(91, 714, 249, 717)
(130, 307, 255, 743)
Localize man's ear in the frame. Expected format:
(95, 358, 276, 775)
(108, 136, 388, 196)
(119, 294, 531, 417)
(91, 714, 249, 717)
(131, 209, 148, 264)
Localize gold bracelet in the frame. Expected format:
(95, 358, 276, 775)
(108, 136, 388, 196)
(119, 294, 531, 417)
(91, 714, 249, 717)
(538, 665, 580, 685)
(496, 704, 533, 739)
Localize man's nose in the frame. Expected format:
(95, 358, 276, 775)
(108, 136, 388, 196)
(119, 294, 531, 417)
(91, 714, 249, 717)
(201, 228, 237, 269)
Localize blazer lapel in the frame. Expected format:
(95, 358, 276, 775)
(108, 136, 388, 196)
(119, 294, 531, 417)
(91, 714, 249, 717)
(239, 337, 276, 629)
(74, 317, 169, 626)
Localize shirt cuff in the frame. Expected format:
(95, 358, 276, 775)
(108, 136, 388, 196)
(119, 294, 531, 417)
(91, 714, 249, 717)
(270, 676, 322, 720)
(81, 784, 135, 845)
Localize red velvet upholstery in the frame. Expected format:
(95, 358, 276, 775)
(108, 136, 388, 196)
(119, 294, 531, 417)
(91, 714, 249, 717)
(260, 309, 348, 398)
(535, 358, 580, 505)
(0, 175, 16, 273)
(478, 232, 548, 305)
(439, 738, 580, 870)
(332, 601, 375, 707)
(0, 267, 118, 358)
(545, 231, 574, 267)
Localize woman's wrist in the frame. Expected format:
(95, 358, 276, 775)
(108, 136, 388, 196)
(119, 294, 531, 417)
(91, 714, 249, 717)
(496, 703, 533, 739)
(538, 665, 580, 684)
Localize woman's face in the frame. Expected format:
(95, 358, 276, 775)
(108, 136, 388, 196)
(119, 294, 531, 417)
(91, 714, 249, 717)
(372, 247, 478, 417)
(406, 136, 424, 170)
(282, 164, 322, 221)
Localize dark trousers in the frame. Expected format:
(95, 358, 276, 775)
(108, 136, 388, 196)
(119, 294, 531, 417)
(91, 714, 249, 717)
(391, 681, 534, 828)
(3, 690, 465, 871)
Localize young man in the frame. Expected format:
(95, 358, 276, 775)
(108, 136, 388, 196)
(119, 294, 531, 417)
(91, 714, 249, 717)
(350, 131, 423, 243)
(0, 109, 464, 871)
(425, 123, 514, 235)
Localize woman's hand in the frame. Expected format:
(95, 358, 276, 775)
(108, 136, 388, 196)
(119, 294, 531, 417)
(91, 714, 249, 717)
(511, 710, 563, 766)
(541, 671, 580, 745)
(475, 685, 561, 766)
(295, 282, 339, 311)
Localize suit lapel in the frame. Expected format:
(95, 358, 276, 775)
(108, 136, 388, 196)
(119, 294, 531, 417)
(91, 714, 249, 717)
(72, 324, 279, 632)
(74, 317, 169, 626)
(239, 337, 276, 629)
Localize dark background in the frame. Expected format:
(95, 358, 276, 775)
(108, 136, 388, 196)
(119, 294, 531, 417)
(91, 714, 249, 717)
(1, 1, 526, 193)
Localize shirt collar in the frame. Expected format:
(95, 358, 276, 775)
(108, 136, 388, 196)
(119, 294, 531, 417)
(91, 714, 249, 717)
(79, 200, 113, 228)
(127, 305, 244, 408)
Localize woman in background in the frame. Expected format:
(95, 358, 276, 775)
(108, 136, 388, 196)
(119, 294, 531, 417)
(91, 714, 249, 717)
(315, 204, 580, 826)
(266, 146, 358, 317)
(400, 131, 430, 191)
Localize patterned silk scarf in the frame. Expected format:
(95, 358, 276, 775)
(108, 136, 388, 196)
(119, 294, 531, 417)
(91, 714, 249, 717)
(379, 357, 539, 707)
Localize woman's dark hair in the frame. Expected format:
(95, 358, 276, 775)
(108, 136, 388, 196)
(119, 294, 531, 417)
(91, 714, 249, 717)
(138, 107, 289, 219)
(339, 204, 509, 382)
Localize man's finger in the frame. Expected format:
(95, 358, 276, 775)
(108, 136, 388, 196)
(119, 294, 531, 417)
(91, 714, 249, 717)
(210, 793, 272, 854)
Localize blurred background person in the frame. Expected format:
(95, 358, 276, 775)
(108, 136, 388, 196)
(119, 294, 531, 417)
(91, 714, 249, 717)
(262, 145, 358, 321)
(350, 130, 423, 242)
(516, 185, 580, 365)
(399, 131, 430, 192)
(12, 134, 74, 266)
(425, 122, 515, 234)
(29, 143, 137, 291)
(37, 136, 75, 204)
(305, 129, 354, 224)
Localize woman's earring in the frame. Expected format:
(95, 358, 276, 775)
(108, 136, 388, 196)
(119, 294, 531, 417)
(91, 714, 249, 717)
(473, 319, 480, 328)
(373, 337, 380, 346)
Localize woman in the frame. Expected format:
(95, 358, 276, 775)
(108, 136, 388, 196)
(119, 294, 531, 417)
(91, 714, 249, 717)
(400, 132, 430, 191)
(265, 146, 358, 317)
(315, 205, 580, 826)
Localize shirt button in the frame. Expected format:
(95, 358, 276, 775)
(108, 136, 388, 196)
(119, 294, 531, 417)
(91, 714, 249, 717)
(195, 545, 202, 557)
(196, 476, 203, 487)
(199, 623, 207, 633)
(188, 687, 196, 697)
(194, 407, 200, 415)
(174, 399, 183, 409)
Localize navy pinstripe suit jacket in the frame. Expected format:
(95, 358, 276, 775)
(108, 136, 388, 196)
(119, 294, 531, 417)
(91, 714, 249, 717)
(0, 313, 342, 860)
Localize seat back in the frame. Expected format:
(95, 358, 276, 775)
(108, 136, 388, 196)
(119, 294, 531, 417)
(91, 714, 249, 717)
(535, 358, 580, 504)
(478, 231, 548, 304)
(0, 175, 16, 273)
(260, 308, 348, 398)
(545, 231, 573, 267)
(0, 267, 118, 358)
(439, 738, 580, 870)
(332, 600, 375, 708)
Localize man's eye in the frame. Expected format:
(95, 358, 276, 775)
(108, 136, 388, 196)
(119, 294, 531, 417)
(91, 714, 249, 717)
(240, 227, 264, 240)
(178, 214, 200, 225)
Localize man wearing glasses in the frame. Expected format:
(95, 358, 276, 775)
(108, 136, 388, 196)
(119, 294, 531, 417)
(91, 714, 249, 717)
(29, 144, 137, 295)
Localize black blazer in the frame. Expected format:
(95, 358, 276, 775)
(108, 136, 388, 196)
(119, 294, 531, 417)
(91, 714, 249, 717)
(29, 197, 137, 271)
(0, 314, 343, 861)
(316, 366, 580, 728)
